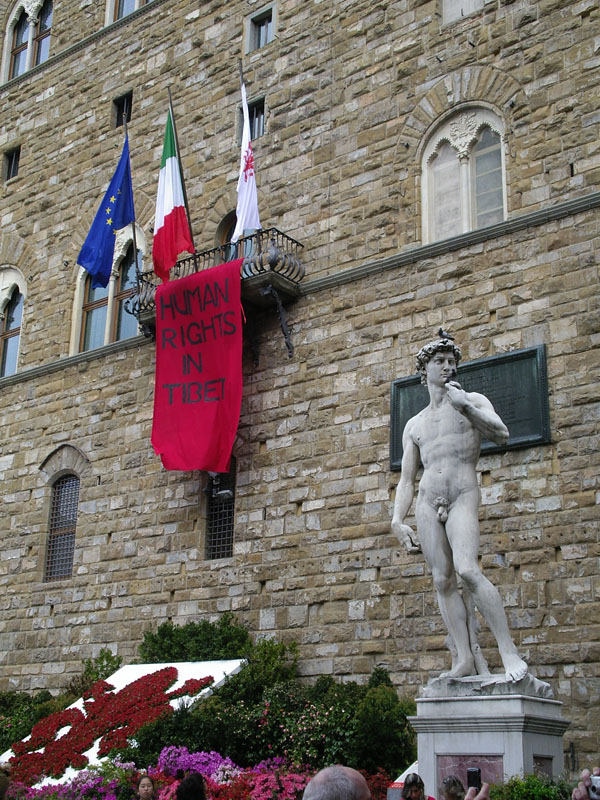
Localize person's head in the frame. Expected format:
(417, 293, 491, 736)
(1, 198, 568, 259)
(136, 775, 155, 800)
(175, 772, 206, 800)
(402, 772, 425, 800)
(416, 333, 462, 386)
(302, 765, 371, 800)
(442, 775, 465, 800)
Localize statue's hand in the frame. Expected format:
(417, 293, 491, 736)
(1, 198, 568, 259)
(445, 380, 468, 412)
(392, 519, 421, 554)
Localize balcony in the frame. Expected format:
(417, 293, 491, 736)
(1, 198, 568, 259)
(127, 228, 304, 356)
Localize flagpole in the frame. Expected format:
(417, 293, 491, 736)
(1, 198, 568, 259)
(167, 88, 197, 264)
(122, 104, 142, 296)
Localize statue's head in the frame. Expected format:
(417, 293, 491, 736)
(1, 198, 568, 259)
(416, 329, 462, 385)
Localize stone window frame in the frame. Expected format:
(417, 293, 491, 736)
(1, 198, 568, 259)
(104, 0, 155, 26)
(421, 105, 507, 244)
(69, 224, 145, 355)
(4, 145, 21, 182)
(245, 3, 277, 54)
(246, 97, 267, 142)
(0, 267, 26, 376)
(39, 445, 90, 584)
(1, 0, 53, 83)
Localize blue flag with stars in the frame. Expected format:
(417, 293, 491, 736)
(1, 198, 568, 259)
(78, 136, 135, 288)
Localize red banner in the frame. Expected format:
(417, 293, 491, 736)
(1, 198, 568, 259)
(151, 259, 243, 472)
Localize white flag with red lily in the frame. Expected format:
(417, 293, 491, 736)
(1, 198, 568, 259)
(231, 82, 261, 243)
(152, 107, 195, 283)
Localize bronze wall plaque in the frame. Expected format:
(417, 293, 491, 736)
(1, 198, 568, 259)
(390, 345, 551, 471)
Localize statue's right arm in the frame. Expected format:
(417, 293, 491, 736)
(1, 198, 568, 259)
(391, 421, 421, 553)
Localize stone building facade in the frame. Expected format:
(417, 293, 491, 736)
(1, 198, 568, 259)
(0, 0, 598, 764)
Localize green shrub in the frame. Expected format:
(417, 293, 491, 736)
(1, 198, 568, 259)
(138, 613, 252, 663)
(68, 648, 123, 697)
(489, 773, 573, 800)
(352, 686, 416, 776)
(215, 638, 298, 705)
(0, 690, 73, 754)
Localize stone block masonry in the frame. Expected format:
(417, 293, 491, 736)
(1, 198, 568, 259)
(0, 0, 598, 765)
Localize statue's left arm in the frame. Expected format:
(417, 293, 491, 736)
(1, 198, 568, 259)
(445, 383, 509, 446)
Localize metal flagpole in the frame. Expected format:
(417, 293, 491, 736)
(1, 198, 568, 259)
(122, 102, 142, 299)
(167, 88, 197, 267)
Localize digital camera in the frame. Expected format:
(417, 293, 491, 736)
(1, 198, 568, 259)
(589, 775, 600, 800)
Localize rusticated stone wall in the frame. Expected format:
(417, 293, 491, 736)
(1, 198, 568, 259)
(0, 0, 598, 765)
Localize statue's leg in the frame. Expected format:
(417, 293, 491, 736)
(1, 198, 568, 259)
(416, 501, 475, 678)
(446, 493, 528, 682)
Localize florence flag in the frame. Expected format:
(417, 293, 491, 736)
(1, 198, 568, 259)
(152, 108, 195, 283)
(231, 82, 261, 243)
(77, 136, 135, 289)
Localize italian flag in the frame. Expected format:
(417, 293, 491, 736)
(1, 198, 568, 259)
(152, 108, 195, 283)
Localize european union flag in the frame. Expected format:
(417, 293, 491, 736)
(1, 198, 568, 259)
(78, 136, 135, 289)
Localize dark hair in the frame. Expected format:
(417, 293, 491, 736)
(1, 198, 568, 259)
(175, 772, 206, 800)
(402, 773, 425, 799)
(137, 775, 156, 794)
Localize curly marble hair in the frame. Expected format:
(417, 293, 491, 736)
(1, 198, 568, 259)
(416, 330, 462, 385)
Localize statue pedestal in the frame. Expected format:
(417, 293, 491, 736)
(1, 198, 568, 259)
(410, 674, 569, 799)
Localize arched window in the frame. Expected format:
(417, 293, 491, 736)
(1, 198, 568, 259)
(9, 8, 28, 78)
(5, 0, 52, 82)
(216, 211, 256, 270)
(72, 232, 143, 354)
(45, 474, 80, 581)
(33, 0, 52, 66)
(421, 108, 506, 244)
(0, 285, 23, 377)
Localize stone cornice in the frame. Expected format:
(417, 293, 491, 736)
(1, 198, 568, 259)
(301, 191, 600, 295)
(0, 335, 149, 389)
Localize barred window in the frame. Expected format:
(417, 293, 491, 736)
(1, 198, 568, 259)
(206, 459, 236, 560)
(45, 474, 79, 581)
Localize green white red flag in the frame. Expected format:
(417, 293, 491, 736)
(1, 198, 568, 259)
(152, 108, 195, 283)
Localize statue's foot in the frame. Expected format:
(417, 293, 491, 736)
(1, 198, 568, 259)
(441, 656, 476, 679)
(503, 653, 528, 682)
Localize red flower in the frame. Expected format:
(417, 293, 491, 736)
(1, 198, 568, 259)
(10, 667, 214, 785)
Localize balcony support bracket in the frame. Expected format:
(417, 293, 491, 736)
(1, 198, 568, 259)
(260, 284, 294, 358)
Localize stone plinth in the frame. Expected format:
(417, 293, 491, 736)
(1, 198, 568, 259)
(410, 675, 570, 799)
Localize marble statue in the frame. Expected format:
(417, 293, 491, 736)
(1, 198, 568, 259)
(392, 332, 528, 682)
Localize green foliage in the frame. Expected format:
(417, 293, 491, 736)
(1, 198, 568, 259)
(67, 648, 123, 697)
(112, 644, 416, 779)
(215, 638, 298, 705)
(352, 686, 416, 775)
(138, 613, 252, 663)
(368, 666, 395, 689)
(489, 773, 573, 800)
(0, 691, 72, 754)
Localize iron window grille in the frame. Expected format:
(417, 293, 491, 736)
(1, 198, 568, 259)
(45, 474, 80, 581)
(206, 459, 236, 560)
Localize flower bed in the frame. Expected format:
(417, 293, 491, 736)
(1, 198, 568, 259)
(6, 669, 215, 786)
(6, 748, 390, 800)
